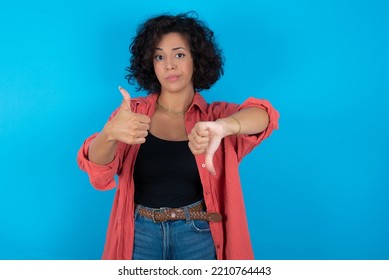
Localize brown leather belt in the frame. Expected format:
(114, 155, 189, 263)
(135, 203, 222, 223)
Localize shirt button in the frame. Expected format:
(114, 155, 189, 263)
(201, 163, 206, 168)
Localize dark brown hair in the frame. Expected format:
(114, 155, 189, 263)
(125, 12, 224, 93)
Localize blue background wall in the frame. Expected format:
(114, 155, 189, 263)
(1, 0, 388, 259)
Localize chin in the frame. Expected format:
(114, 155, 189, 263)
(162, 85, 185, 93)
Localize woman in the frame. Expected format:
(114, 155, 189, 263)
(77, 12, 279, 260)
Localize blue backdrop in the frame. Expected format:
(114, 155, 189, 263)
(1, 0, 388, 259)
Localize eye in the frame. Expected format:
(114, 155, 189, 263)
(154, 55, 163, 61)
(176, 53, 186, 59)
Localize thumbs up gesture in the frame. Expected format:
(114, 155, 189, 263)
(103, 86, 151, 145)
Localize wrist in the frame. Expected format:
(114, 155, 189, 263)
(101, 124, 118, 143)
(216, 116, 241, 137)
(229, 116, 241, 135)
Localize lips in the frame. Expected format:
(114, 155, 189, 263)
(166, 75, 180, 82)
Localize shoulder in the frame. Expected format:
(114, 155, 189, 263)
(192, 93, 238, 117)
(131, 93, 156, 106)
(129, 93, 157, 114)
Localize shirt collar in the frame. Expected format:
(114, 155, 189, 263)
(190, 92, 208, 114)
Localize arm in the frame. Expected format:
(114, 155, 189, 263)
(88, 130, 118, 165)
(215, 107, 270, 137)
(188, 100, 277, 175)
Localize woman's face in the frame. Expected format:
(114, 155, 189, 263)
(153, 32, 194, 95)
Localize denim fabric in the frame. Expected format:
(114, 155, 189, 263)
(132, 200, 216, 260)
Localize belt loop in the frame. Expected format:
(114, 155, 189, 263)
(151, 209, 159, 223)
(134, 203, 140, 219)
(183, 206, 191, 222)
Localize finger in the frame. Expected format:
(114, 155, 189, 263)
(188, 141, 206, 154)
(133, 122, 150, 132)
(135, 114, 151, 124)
(205, 153, 216, 175)
(188, 133, 208, 150)
(190, 126, 209, 144)
(118, 86, 132, 111)
(132, 130, 149, 140)
(189, 133, 207, 146)
(195, 122, 210, 137)
(187, 141, 197, 154)
(123, 136, 147, 145)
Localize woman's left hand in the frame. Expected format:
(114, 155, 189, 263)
(188, 121, 226, 175)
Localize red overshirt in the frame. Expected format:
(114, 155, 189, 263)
(77, 92, 279, 259)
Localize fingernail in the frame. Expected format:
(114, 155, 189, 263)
(118, 86, 122, 90)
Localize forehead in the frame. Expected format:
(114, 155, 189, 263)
(155, 32, 190, 49)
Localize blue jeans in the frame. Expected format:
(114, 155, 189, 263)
(132, 200, 216, 260)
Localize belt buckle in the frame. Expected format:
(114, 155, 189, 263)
(151, 208, 167, 223)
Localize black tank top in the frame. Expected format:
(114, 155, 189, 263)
(133, 133, 203, 208)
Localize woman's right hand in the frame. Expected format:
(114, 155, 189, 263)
(102, 87, 150, 145)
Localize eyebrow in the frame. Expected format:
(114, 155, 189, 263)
(154, 47, 187, 51)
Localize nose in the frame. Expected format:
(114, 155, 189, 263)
(165, 58, 176, 70)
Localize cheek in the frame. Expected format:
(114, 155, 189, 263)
(185, 62, 194, 76)
(188, 66, 194, 79)
(153, 64, 163, 78)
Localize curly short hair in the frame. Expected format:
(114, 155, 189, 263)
(125, 12, 224, 93)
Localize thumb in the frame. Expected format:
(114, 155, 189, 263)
(202, 122, 222, 176)
(205, 152, 216, 175)
(118, 86, 132, 111)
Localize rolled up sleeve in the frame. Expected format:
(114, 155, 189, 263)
(235, 98, 280, 162)
(77, 133, 119, 191)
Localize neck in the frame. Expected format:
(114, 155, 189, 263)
(157, 90, 195, 113)
(156, 100, 186, 116)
